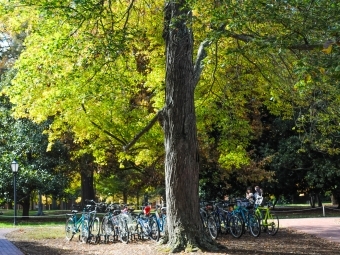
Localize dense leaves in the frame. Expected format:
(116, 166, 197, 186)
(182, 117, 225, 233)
(0, 0, 340, 242)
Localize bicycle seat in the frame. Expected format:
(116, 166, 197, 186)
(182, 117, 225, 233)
(71, 210, 78, 213)
(113, 210, 121, 215)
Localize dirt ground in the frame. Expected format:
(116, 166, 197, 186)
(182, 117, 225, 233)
(6, 226, 340, 255)
(5, 207, 340, 255)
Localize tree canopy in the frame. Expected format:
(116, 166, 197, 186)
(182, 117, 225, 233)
(1, 0, 340, 250)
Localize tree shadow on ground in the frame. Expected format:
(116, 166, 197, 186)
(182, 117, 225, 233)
(7, 228, 340, 255)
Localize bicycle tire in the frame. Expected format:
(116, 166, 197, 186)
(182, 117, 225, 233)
(119, 216, 129, 244)
(266, 214, 279, 235)
(249, 213, 261, 237)
(207, 215, 218, 240)
(101, 216, 113, 235)
(214, 213, 222, 234)
(136, 222, 147, 240)
(149, 217, 160, 242)
(81, 220, 89, 243)
(219, 214, 228, 234)
(88, 217, 100, 243)
(65, 218, 75, 241)
(229, 214, 243, 238)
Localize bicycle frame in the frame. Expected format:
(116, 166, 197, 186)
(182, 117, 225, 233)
(255, 206, 269, 223)
(233, 199, 261, 237)
(135, 210, 160, 242)
(254, 203, 279, 235)
(65, 209, 88, 242)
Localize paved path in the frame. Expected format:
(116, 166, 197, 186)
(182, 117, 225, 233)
(0, 228, 24, 255)
(280, 217, 340, 243)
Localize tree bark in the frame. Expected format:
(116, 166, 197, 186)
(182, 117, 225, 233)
(37, 190, 44, 216)
(80, 154, 96, 203)
(21, 195, 30, 219)
(81, 170, 95, 202)
(163, 1, 214, 252)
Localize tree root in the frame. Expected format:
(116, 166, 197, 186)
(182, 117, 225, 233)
(166, 234, 220, 253)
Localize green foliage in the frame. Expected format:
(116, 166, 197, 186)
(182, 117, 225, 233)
(1, 0, 340, 204)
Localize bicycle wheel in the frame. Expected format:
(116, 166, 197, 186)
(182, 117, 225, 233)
(229, 214, 243, 238)
(136, 222, 147, 240)
(266, 214, 279, 235)
(249, 214, 261, 237)
(101, 216, 113, 236)
(207, 215, 218, 240)
(218, 214, 228, 234)
(65, 218, 75, 241)
(89, 217, 100, 243)
(81, 220, 89, 243)
(149, 218, 160, 242)
(119, 217, 129, 244)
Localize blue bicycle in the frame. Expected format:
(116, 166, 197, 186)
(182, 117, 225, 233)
(65, 206, 90, 243)
(211, 201, 244, 238)
(154, 205, 167, 236)
(233, 198, 261, 237)
(135, 205, 160, 242)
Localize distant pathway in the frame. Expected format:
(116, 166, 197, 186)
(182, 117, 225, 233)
(0, 228, 24, 255)
(280, 217, 340, 243)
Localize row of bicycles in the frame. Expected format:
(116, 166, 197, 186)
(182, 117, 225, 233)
(65, 200, 167, 244)
(200, 196, 279, 239)
(65, 197, 278, 244)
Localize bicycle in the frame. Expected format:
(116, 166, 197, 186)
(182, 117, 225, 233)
(200, 202, 218, 240)
(254, 196, 279, 235)
(84, 199, 102, 244)
(210, 201, 229, 235)
(65, 205, 91, 243)
(209, 201, 243, 238)
(233, 198, 261, 237)
(154, 205, 167, 236)
(100, 203, 130, 244)
(135, 205, 160, 242)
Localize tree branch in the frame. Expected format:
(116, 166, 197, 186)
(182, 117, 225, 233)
(225, 30, 324, 51)
(123, 108, 164, 152)
(288, 44, 323, 51)
(193, 40, 211, 88)
(81, 103, 127, 145)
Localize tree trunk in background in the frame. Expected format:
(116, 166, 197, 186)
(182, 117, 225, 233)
(309, 193, 316, 208)
(332, 191, 340, 208)
(163, 1, 214, 252)
(21, 195, 30, 219)
(317, 194, 322, 207)
(81, 170, 95, 202)
(80, 154, 95, 203)
(123, 189, 128, 204)
(52, 197, 58, 210)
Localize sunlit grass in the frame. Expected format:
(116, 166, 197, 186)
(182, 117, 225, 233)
(7, 226, 65, 240)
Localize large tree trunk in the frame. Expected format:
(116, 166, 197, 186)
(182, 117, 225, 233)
(80, 154, 95, 203)
(163, 1, 214, 252)
(81, 170, 95, 202)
